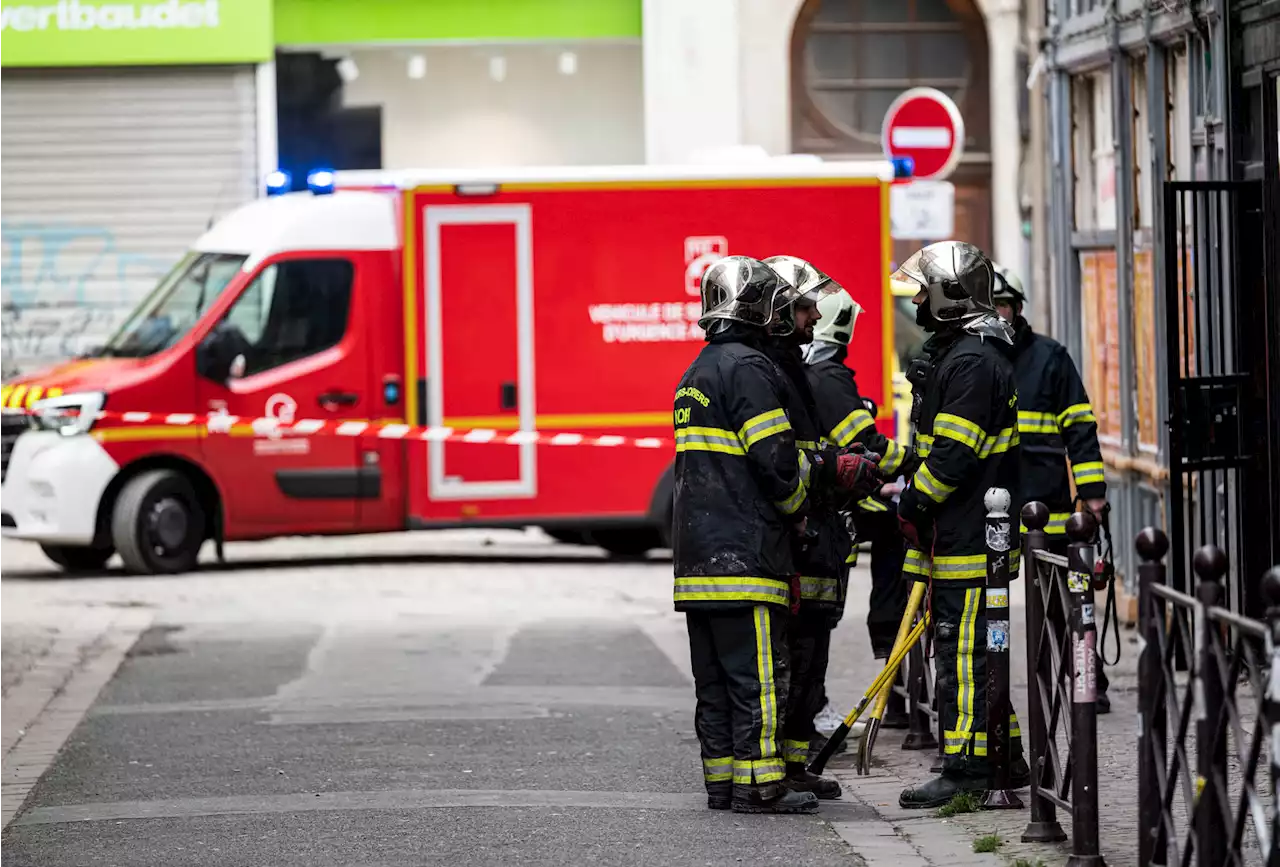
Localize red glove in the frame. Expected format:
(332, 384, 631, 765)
(898, 515, 922, 548)
(835, 452, 883, 499)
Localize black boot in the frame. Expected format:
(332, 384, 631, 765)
(784, 762, 842, 800)
(898, 773, 985, 809)
(707, 782, 731, 811)
(732, 782, 820, 814)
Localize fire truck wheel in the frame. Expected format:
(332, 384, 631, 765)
(112, 469, 206, 575)
(542, 528, 587, 545)
(40, 543, 114, 573)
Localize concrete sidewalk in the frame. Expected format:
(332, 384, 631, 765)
(825, 572, 1143, 867)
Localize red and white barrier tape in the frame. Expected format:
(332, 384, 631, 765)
(38, 409, 674, 449)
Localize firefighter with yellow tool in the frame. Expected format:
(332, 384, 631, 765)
(891, 241, 1031, 808)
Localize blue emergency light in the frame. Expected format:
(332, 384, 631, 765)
(265, 170, 292, 196)
(891, 156, 915, 179)
(307, 169, 337, 195)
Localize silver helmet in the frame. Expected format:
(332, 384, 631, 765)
(698, 255, 798, 331)
(892, 241, 1013, 343)
(991, 262, 1026, 303)
(761, 255, 842, 336)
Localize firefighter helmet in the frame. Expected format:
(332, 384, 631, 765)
(697, 255, 798, 331)
(810, 288, 864, 346)
(991, 262, 1026, 303)
(891, 241, 998, 324)
(761, 255, 842, 336)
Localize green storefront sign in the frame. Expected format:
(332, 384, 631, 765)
(0, 0, 273, 66)
(0, 0, 640, 68)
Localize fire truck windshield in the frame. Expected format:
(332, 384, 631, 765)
(98, 252, 247, 358)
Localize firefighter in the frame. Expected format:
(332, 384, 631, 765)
(991, 264, 1111, 713)
(761, 255, 879, 800)
(672, 255, 881, 814)
(800, 282, 917, 730)
(891, 241, 1030, 808)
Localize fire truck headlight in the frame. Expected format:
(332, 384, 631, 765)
(30, 391, 106, 437)
(265, 170, 292, 196)
(307, 169, 336, 195)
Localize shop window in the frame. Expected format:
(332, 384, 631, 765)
(219, 259, 354, 377)
(1091, 70, 1117, 231)
(1070, 75, 1094, 229)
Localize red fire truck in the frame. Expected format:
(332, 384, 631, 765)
(0, 160, 903, 574)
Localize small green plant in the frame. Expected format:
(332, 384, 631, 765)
(935, 791, 983, 817)
(973, 834, 1002, 853)
(1013, 859, 1046, 867)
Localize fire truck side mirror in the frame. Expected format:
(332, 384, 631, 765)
(197, 324, 249, 384)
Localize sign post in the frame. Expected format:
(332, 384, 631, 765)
(882, 88, 965, 241)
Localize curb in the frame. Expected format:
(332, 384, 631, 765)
(2, 607, 153, 829)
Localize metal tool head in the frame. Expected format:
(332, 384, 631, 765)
(854, 717, 881, 775)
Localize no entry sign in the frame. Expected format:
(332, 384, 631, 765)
(881, 88, 965, 182)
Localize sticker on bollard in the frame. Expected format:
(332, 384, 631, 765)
(1081, 603, 1095, 625)
(1067, 570, 1092, 593)
(1074, 631, 1097, 702)
(985, 520, 1012, 552)
(986, 588, 1009, 608)
(988, 620, 1010, 652)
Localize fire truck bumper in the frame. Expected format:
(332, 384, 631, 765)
(1, 431, 119, 546)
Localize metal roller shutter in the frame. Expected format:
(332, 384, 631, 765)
(1, 66, 259, 378)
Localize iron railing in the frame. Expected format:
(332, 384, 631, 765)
(1136, 527, 1280, 867)
(1020, 501, 1104, 864)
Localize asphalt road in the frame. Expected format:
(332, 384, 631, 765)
(1, 530, 879, 867)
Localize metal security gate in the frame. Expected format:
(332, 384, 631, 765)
(1163, 180, 1278, 619)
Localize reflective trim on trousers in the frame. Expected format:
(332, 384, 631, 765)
(943, 721, 1024, 756)
(753, 605, 779, 762)
(954, 587, 981, 742)
(732, 757, 785, 785)
(782, 739, 810, 764)
(799, 575, 840, 603)
(702, 755, 733, 783)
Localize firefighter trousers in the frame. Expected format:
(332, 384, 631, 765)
(864, 510, 909, 658)
(781, 613, 831, 764)
(686, 605, 790, 794)
(1044, 536, 1110, 695)
(933, 582, 1025, 777)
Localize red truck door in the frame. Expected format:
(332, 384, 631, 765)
(422, 204, 537, 503)
(197, 254, 371, 535)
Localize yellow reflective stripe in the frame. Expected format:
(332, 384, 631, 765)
(979, 425, 1020, 457)
(830, 407, 876, 447)
(915, 433, 933, 457)
(1021, 511, 1071, 535)
(1058, 403, 1097, 428)
(1017, 410, 1059, 434)
(733, 757, 785, 785)
(798, 575, 840, 603)
(797, 452, 813, 488)
(739, 409, 791, 449)
(675, 426, 747, 455)
(880, 439, 907, 474)
(782, 739, 809, 763)
(845, 548, 859, 565)
(702, 756, 733, 782)
(934, 412, 986, 449)
(903, 547, 932, 576)
(754, 606, 779, 763)
(1073, 460, 1105, 486)
(775, 479, 806, 515)
(674, 576, 791, 606)
(913, 462, 957, 504)
(796, 439, 818, 451)
(902, 550, 996, 580)
(944, 720, 1023, 756)
(956, 587, 980, 742)
(857, 496, 889, 512)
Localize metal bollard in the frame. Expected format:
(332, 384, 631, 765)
(1136, 527, 1170, 867)
(982, 487, 1021, 809)
(1192, 546, 1227, 867)
(1066, 511, 1104, 867)
(1021, 502, 1067, 842)
(1262, 567, 1280, 867)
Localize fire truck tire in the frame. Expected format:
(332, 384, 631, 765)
(40, 543, 114, 573)
(590, 528, 660, 559)
(542, 528, 587, 545)
(111, 469, 206, 575)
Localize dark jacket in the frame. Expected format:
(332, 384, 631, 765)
(764, 340, 849, 622)
(898, 329, 1023, 585)
(805, 347, 915, 521)
(1009, 317, 1107, 534)
(671, 327, 810, 612)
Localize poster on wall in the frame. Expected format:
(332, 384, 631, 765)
(1132, 248, 1159, 453)
(1079, 250, 1123, 447)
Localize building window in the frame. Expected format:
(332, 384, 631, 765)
(1167, 46, 1192, 183)
(791, 0, 989, 156)
(1132, 58, 1152, 231)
